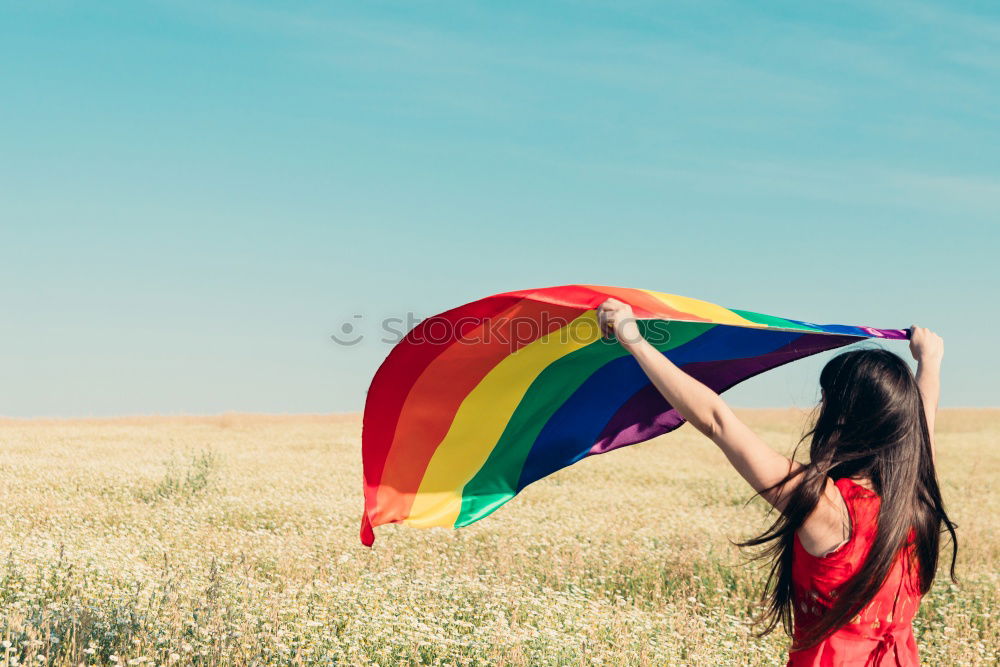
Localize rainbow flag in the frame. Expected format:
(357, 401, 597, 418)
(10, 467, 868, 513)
(360, 285, 907, 545)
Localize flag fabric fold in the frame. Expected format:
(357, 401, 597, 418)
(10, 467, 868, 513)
(359, 285, 907, 545)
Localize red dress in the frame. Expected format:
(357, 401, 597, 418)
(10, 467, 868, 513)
(787, 478, 922, 666)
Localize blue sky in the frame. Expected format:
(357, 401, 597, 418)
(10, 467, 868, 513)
(2, 1, 997, 416)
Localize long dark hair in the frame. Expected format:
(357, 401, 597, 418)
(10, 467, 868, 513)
(738, 348, 958, 648)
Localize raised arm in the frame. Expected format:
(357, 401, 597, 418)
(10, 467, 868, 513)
(596, 299, 803, 511)
(909, 326, 944, 465)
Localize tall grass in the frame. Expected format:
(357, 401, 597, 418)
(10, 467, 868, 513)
(0, 412, 995, 665)
(135, 449, 220, 504)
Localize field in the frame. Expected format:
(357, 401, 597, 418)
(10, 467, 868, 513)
(0, 411, 996, 666)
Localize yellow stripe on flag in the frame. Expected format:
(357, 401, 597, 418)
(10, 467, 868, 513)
(405, 311, 602, 528)
(640, 290, 762, 328)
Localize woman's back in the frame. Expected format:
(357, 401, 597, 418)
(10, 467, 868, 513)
(596, 301, 952, 665)
(788, 478, 922, 666)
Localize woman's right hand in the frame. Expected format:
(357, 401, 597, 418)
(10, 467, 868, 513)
(909, 325, 944, 365)
(596, 298, 643, 349)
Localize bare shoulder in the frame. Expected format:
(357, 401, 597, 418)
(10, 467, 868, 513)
(797, 477, 852, 558)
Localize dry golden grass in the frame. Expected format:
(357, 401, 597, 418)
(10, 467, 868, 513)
(0, 410, 996, 665)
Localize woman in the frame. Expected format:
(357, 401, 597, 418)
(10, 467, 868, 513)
(596, 298, 957, 666)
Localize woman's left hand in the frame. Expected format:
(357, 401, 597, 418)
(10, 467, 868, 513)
(596, 298, 643, 348)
